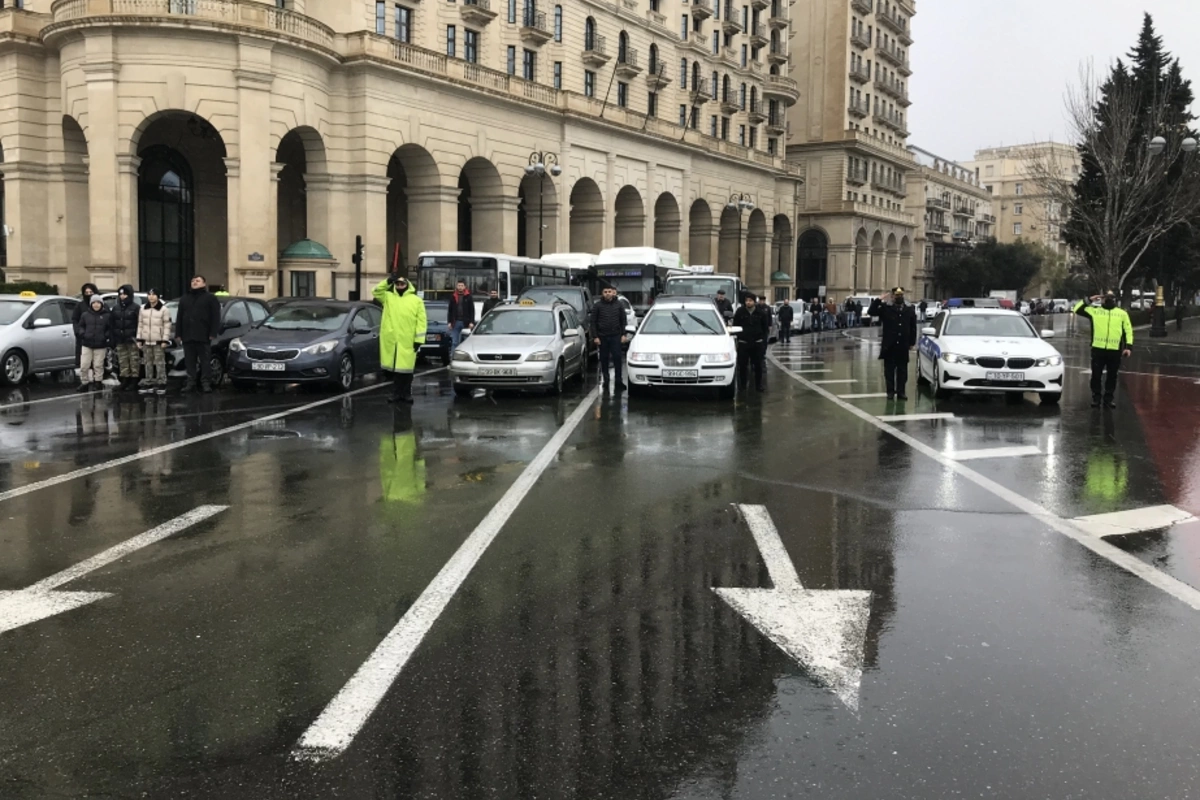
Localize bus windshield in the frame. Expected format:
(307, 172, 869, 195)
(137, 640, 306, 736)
(596, 266, 654, 308)
(416, 256, 498, 299)
(664, 277, 736, 298)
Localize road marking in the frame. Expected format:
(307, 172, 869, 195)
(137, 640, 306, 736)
(715, 505, 872, 711)
(949, 445, 1042, 461)
(769, 353, 1200, 612)
(838, 393, 889, 399)
(793, 369, 833, 374)
(1071, 366, 1200, 382)
(0, 391, 90, 413)
(1071, 505, 1198, 538)
(813, 379, 857, 384)
(293, 385, 602, 762)
(877, 413, 959, 422)
(1, 506, 227, 635)
(0, 370, 447, 505)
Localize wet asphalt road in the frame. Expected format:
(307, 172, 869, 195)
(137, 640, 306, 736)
(2, 320, 1200, 799)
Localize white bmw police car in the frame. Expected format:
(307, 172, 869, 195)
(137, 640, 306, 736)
(916, 308, 1064, 404)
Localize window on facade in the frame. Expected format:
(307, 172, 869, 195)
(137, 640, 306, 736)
(1014, 203, 1023, 215)
(553, 61, 562, 89)
(507, 45, 517, 75)
(650, 0, 659, 9)
(291, 271, 317, 298)
(619, 31, 629, 62)
(710, 116, 718, 137)
(1015, 183, 1024, 195)
(375, 0, 386, 34)
(721, 117, 730, 140)
(711, 71, 718, 98)
(741, 44, 747, 67)
(395, 5, 411, 42)
(508, 0, 516, 23)
(749, 126, 757, 149)
(584, 70, 596, 97)
(680, 58, 688, 88)
(617, 81, 629, 107)
(712, 34, 719, 55)
(649, 44, 658, 74)
(768, 137, 777, 155)
(681, 13, 688, 39)
(648, 91, 658, 117)
(584, 17, 596, 49)
(741, 5, 747, 28)
(738, 125, 745, 146)
(739, 82, 746, 109)
(679, 104, 688, 126)
(446, 24, 456, 56)
(464, 28, 479, 61)
(1013, 222, 1022, 235)
(554, 5, 562, 40)
(523, 48, 536, 80)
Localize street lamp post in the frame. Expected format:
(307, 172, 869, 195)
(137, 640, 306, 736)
(525, 151, 562, 258)
(726, 192, 755, 282)
(1148, 135, 1198, 338)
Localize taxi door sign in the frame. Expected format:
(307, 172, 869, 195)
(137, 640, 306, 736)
(519, 298, 537, 306)
(18, 291, 37, 297)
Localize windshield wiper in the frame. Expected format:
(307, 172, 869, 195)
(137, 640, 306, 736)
(669, 312, 689, 335)
(688, 313, 719, 335)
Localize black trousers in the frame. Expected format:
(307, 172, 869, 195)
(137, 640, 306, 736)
(391, 371, 414, 399)
(779, 323, 792, 343)
(183, 340, 213, 387)
(882, 348, 910, 396)
(598, 334, 623, 384)
(737, 341, 765, 388)
(1090, 347, 1122, 399)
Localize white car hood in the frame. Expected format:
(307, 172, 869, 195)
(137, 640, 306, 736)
(462, 334, 556, 353)
(629, 334, 735, 355)
(939, 335, 1059, 358)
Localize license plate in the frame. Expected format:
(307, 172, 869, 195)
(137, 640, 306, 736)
(986, 371, 1024, 381)
(663, 369, 698, 378)
(478, 368, 517, 376)
(252, 362, 286, 372)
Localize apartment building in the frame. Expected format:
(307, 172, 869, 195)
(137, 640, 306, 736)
(0, 0, 801, 299)
(784, 0, 916, 301)
(904, 146, 993, 299)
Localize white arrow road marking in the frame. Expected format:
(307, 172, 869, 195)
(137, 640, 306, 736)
(1072, 505, 1198, 538)
(949, 445, 1042, 461)
(0, 505, 227, 635)
(714, 505, 872, 712)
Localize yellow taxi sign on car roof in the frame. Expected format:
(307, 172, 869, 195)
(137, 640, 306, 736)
(519, 298, 537, 306)
(18, 291, 36, 297)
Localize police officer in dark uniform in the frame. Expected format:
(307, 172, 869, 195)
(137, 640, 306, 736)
(867, 287, 917, 401)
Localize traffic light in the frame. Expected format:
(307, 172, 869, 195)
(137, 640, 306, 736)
(349, 235, 364, 301)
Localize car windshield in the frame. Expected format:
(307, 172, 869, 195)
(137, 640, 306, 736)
(473, 309, 555, 336)
(261, 305, 349, 332)
(424, 304, 448, 323)
(943, 314, 1036, 337)
(0, 300, 32, 325)
(664, 278, 735, 297)
(519, 288, 582, 311)
(640, 308, 724, 335)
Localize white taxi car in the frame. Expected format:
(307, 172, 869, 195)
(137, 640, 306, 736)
(626, 299, 739, 400)
(916, 308, 1064, 404)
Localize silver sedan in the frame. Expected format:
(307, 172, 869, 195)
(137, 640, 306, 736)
(449, 303, 587, 397)
(0, 294, 81, 385)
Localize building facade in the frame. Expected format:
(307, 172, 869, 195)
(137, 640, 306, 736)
(904, 146, 992, 299)
(784, 0, 916, 302)
(0, 0, 803, 300)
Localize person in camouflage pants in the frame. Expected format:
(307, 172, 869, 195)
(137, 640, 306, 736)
(110, 284, 143, 391)
(136, 288, 174, 395)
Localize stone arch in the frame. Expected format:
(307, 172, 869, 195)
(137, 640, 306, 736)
(518, 169, 560, 258)
(718, 203, 741, 276)
(387, 143, 441, 275)
(569, 178, 604, 253)
(275, 127, 328, 256)
(688, 199, 712, 264)
(614, 185, 644, 248)
(135, 111, 228, 298)
(797, 228, 829, 301)
(61, 115, 90, 271)
(457, 156, 506, 252)
(653, 192, 681, 252)
(746, 208, 768, 289)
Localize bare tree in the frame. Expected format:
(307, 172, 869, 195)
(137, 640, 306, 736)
(1030, 65, 1200, 293)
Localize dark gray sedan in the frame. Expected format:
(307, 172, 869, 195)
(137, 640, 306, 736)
(225, 300, 383, 391)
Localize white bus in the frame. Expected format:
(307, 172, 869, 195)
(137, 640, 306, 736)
(594, 247, 689, 316)
(414, 251, 586, 316)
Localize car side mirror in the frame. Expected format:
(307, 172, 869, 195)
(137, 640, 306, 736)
(921, 327, 936, 336)
(728, 326, 743, 334)
(563, 328, 579, 337)
(31, 318, 53, 328)
(625, 325, 637, 334)
(1040, 329, 1055, 339)
(354, 326, 373, 335)
(222, 318, 241, 331)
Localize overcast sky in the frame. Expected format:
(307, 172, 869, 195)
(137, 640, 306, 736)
(909, 0, 1200, 163)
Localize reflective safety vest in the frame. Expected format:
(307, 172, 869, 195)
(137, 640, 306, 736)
(1074, 301, 1133, 351)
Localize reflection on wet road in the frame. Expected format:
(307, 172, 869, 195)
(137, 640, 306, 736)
(2, 327, 1200, 798)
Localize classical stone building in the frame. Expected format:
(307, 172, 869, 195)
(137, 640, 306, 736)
(0, 0, 803, 299)
(904, 146, 993, 299)
(784, 0, 916, 302)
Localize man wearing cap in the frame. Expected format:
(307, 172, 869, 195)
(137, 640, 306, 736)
(373, 273, 427, 404)
(1074, 291, 1133, 409)
(868, 287, 917, 401)
(713, 289, 734, 321)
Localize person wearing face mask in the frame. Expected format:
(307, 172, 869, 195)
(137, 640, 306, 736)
(1074, 291, 1133, 409)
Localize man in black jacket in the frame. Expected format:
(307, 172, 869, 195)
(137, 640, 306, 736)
(110, 284, 142, 391)
(446, 280, 476, 350)
(713, 289, 734, 321)
(72, 282, 99, 381)
(481, 289, 502, 317)
(777, 302, 794, 344)
(589, 286, 628, 390)
(174, 275, 223, 393)
(732, 293, 769, 392)
(867, 287, 917, 401)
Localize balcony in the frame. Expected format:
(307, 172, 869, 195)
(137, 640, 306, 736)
(582, 34, 610, 66)
(847, 99, 867, 119)
(851, 0, 873, 14)
(767, 45, 788, 66)
(720, 95, 741, 115)
(873, 109, 904, 132)
(519, 9, 552, 44)
(953, 206, 973, 217)
(751, 0, 769, 9)
(645, 68, 672, 90)
(722, 13, 743, 34)
(850, 30, 870, 50)
(747, 99, 767, 124)
(684, 30, 708, 56)
(877, 6, 907, 37)
(750, 23, 768, 47)
(877, 43, 911, 75)
(768, 12, 788, 29)
(846, 166, 868, 186)
(690, 87, 713, 104)
(615, 48, 642, 77)
(646, 8, 668, 28)
(982, 213, 996, 224)
(459, 0, 498, 27)
(691, 0, 713, 20)
(765, 116, 786, 136)
(927, 222, 950, 235)
(870, 177, 903, 195)
(720, 48, 738, 68)
(926, 196, 948, 209)
(849, 64, 870, 84)
(763, 74, 799, 104)
(953, 230, 970, 241)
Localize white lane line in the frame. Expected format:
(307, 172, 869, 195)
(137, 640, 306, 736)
(1070, 366, 1200, 382)
(737, 504, 801, 588)
(768, 353, 1200, 612)
(0, 369, 447, 505)
(813, 379, 857, 384)
(1072, 505, 1198, 538)
(877, 413, 959, 423)
(0, 391, 89, 413)
(838, 393, 890, 399)
(293, 384, 602, 762)
(793, 369, 833, 374)
(949, 445, 1042, 461)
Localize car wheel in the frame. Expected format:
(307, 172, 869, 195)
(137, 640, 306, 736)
(1039, 392, 1061, 405)
(717, 382, 736, 400)
(916, 355, 930, 386)
(549, 360, 565, 396)
(335, 354, 354, 392)
(1, 350, 28, 386)
(209, 355, 225, 388)
(453, 383, 474, 398)
(933, 367, 952, 400)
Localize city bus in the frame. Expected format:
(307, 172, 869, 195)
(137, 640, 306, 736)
(593, 247, 689, 316)
(414, 251, 586, 316)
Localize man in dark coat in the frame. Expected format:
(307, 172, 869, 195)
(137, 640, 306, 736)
(481, 289, 503, 317)
(174, 274, 223, 393)
(713, 289, 734, 321)
(589, 286, 629, 390)
(732, 293, 769, 392)
(868, 287, 917, 401)
(110, 284, 142, 391)
(777, 301, 794, 344)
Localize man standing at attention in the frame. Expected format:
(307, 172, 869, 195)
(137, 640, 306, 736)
(590, 286, 628, 390)
(374, 274, 427, 404)
(174, 275, 222, 393)
(446, 280, 475, 351)
(1074, 291, 1132, 409)
(868, 287, 917, 401)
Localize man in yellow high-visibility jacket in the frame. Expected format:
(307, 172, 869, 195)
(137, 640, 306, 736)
(1074, 291, 1133, 409)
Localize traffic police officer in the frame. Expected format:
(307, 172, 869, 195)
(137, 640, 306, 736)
(868, 287, 917, 401)
(1074, 291, 1133, 409)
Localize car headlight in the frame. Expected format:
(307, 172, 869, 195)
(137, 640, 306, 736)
(526, 351, 554, 362)
(301, 340, 339, 355)
(229, 338, 245, 352)
(426, 333, 442, 342)
(452, 349, 473, 362)
(1035, 355, 1063, 367)
(942, 353, 976, 365)
(628, 352, 657, 363)
(703, 352, 733, 363)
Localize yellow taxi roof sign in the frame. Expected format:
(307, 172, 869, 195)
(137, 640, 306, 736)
(519, 298, 537, 306)
(18, 291, 37, 297)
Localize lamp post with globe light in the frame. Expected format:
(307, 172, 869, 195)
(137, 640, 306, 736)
(726, 192, 755, 280)
(525, 152, 562, 258)
(1148, 134, 1198, 337)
